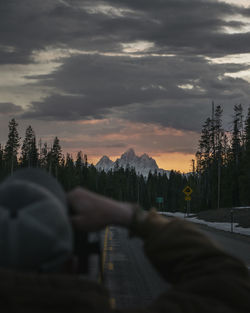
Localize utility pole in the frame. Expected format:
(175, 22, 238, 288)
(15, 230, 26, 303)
(11, 154, 13, 175)
(212, 101, 215, 158)
(218, 157, 221, 209)
(137, 178, 140, 204)
(192, 159, 195, 174)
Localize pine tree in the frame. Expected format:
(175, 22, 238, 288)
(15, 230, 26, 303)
(198, 117, 212, 208)
(84, 154, 88, 167)
(50, 137, 62, 177)
(21, 125, 38, 167)
(244, 107, 250, 153)
(211, 101, 216, 160)
(198, 117, 212, 172)
(214, 105, 224, 209)
(76, 151, 83, 169)
(231, 104, 244, 206)
(232, 104, 243, 166)
(0, 143, 4, 180)
(75, 151, 83, 186)
(4, 118, 21, 174)
(63, 153, 75, 190)
(196, 105, 225, 209)
(40, 142, 48, 168)
(239, 106, 250, 204)
(0, 144, 3, 169)
(214, 105, 224, 160)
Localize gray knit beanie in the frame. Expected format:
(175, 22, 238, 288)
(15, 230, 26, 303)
(0, 168, 73, 272)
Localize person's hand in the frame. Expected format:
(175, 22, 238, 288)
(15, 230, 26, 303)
(67, 187, 134, 232)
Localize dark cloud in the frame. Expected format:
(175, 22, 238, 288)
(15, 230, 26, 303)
(0, 50, 31, 65)
(62, 139, 127, 150)
(1, 0, 250, 67)
(21, 53, 250, 131)
(118, 102, 210, 132)
(0, 103, 23, 114)
(1, 0, 250, 135)
(100, 0, 250, 55)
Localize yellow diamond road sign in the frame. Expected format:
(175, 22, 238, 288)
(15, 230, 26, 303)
(183, 186, 193, 196)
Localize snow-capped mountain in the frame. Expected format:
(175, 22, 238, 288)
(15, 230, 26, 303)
(95, 148, 170, 177)
(95, 155, 114, 172)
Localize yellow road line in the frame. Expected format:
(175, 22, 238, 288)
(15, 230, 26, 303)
(108, 262, 114, 270)
(110, 298, 116, 309)
(102, 227, 110, 274)
(102, 228, 116, 308)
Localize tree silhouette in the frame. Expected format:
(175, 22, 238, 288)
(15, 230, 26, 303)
(4, 118, 20, 174)
(21, 125, 38, 167)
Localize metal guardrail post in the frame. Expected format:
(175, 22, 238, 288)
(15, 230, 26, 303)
(230, 209, 234, 233)
(230, 206, 250, 233)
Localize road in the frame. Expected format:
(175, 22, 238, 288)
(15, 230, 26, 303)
(102, 223, 250, 309)
(200, 224, 250, 266)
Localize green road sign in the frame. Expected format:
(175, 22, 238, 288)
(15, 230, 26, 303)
(156, 197, 164, 203)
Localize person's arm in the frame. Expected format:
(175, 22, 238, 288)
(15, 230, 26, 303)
(67, 188, 250, 313)
(68, 187, 136, 231)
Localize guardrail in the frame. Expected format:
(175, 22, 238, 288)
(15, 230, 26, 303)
(230, 207, 250, 233)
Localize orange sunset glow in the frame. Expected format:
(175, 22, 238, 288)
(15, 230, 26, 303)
(153, 153, 195, 173)
(88, 152, 195, 173)
(56, 119, 199, 173)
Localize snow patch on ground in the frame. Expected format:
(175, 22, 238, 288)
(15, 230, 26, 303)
(160, 212, 250, 236)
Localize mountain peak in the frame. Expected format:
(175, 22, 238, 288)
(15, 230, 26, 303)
(96, 155, 114, 171)
(122, 148, 136, 158)
(95, 149, 170, 177)
(126, 148, 136, 154)
(100, 155, 110, 161)
(140, 153, 149, 159)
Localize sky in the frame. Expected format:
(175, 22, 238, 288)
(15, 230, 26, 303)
(0, 0, 250, 172)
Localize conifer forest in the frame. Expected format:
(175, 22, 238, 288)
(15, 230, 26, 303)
(1, 103, 250, 212)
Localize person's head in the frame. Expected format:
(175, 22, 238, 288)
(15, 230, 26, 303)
(0, 168, 74, 273)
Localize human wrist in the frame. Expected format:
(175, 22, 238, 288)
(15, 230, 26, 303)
(112, 202, 147, 229)
(110, 202, 134, 226)
(129, 204, 147, 234)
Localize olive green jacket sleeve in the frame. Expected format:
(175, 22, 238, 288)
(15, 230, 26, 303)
(128, 210, 250, 313)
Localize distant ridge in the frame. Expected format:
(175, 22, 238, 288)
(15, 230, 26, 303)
(95, 148, 170, 177)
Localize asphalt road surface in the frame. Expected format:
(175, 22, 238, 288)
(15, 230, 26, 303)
(102, 223, 250, 310)
(103, 226, 168, 309)
(200, 224, 250, 266)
